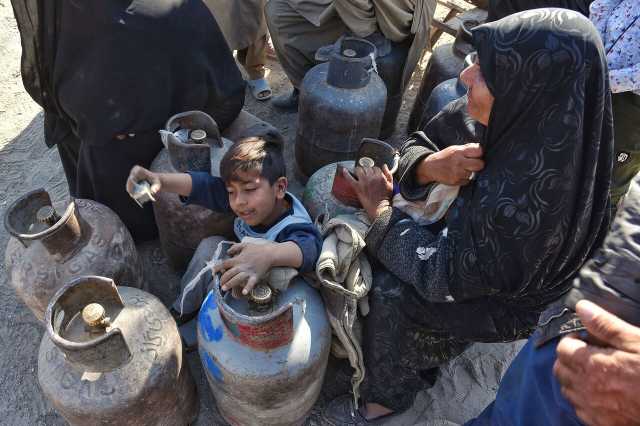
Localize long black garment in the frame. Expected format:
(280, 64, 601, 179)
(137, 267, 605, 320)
(10, 0, 245, 240)
(488, 0, 593, 21)
(360, 9, 613, 411)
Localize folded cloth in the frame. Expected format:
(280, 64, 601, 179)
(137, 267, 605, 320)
(393, 183, 460, 226)
(316, 211, 372, 404)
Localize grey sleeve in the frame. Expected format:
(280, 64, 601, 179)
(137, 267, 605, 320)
(566, 177, 640, 325)
(365, 207, 453, 302)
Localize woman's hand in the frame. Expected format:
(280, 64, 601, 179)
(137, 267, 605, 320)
(343, 165, 394, 221)
(126, 165, 162, 196)
(416, 143, 484, 186)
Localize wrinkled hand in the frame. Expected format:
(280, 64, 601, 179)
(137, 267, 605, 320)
(126, 165, 162, 196)
(553, 300, 640, 426)
(343, 165, 394, 221)
(213, 242, 273, 295)
(416, 143, 484, 186)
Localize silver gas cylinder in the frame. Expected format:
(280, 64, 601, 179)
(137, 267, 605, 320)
(38, 276, 198, 425)
(198, 274, 331, 426)
(4, 189, 143, 322)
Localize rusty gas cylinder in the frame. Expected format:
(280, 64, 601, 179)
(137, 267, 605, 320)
(296, 37, 387, 178)
(302, 161, 358, 222)
(151, 110, 284, 270)
(4, 189, 143, 322)
(199, 275, 331, 426)
(38, 276, 198, 425)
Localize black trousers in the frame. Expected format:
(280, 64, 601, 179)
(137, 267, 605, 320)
(360, 268, 540, 412)
(56, 120, 162, 242)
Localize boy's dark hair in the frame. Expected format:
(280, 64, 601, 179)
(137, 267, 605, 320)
(220, 136, 286, 184)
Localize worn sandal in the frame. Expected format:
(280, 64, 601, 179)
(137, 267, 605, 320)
(247, 78, 272, 101)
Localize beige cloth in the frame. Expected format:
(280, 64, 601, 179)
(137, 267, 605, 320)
(284, 0, 436, 89)
(316, 211, 372, 403)
(203, 0, 268, 51)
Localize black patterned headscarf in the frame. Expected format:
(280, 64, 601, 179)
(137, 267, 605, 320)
(446, 8, 613, 310)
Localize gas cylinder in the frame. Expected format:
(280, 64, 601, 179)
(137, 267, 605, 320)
(407, 15, 481, 133)
(375, 36, 412, 139)
(296, 37, 387, 178)
(198, 275, 331, 426)
(302, 161, 358, 221)
(38, 276, 198, 425)
(416, 78, 467, 132)
(150, 110, 283, 270)
(4, 189, 143, 322)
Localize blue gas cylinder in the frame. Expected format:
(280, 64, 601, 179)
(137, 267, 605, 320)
(198, 277, 331, 426)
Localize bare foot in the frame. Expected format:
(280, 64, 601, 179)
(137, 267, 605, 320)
(361, 403, 393, 420)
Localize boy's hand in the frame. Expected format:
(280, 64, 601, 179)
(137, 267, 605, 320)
(126, 165, 162, 196)
(214, 242, 273, 295)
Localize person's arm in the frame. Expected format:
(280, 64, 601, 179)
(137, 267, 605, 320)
(366, 206, 455, 302)
(127, 165, 192, 196)
(554, 300, 640, 426)
(181, 171, 231, 212)
(397, 133, 484, 201)
(214, 240, 304, 295)
(126, 166, 231, 212)
(609, 63, 640, 94)
(343, 163, 456, 301)
(276, 223, 323, 273)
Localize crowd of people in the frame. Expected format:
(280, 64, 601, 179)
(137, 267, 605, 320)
(9, 0, 639, 425)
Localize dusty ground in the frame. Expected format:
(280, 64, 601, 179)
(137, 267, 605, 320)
(0, 1, 522, 425)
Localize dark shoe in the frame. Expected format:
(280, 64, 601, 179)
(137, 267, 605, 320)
(322, 395, 400, 426)
(170, 307, 198, 327)
(271, 88, 299, 111)
(178, 316, 199, 353)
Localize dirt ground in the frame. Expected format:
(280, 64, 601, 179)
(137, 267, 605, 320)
(0, 1, 523, 425)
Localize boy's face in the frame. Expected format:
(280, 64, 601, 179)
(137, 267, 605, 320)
(226, 169, 287, 227)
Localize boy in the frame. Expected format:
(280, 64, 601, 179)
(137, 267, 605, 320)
(126, 137, 322, 324)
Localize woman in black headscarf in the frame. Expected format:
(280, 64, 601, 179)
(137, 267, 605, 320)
(10, 0, 246, 241)
(322, 8, 613, 424)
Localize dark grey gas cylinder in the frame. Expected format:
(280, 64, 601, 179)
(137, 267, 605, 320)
(296, 37, 387, 178)
(407, 17, 479, 133)
(38, 276, 198, 426)
(416, 78, 467, 131)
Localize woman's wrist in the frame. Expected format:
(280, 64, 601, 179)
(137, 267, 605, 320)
(416, 156, 435, 186)
(367, 199, 392, 221)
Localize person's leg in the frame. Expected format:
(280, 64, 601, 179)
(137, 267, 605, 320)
(610, 92, 640, 216)
(75, 131, 163, 242)
(56, 131, 82, 197)
(172, 235, 226, 319)
(359, 270, 469, 413)
(323, 269, 469, 424)
(49, 111, 82, 197)
(265, 0, 346, 108)
(243, 34, 268, 80)
(241, 35, 273, 101)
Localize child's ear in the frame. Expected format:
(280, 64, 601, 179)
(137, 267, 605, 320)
(275, 177, 288, 199)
